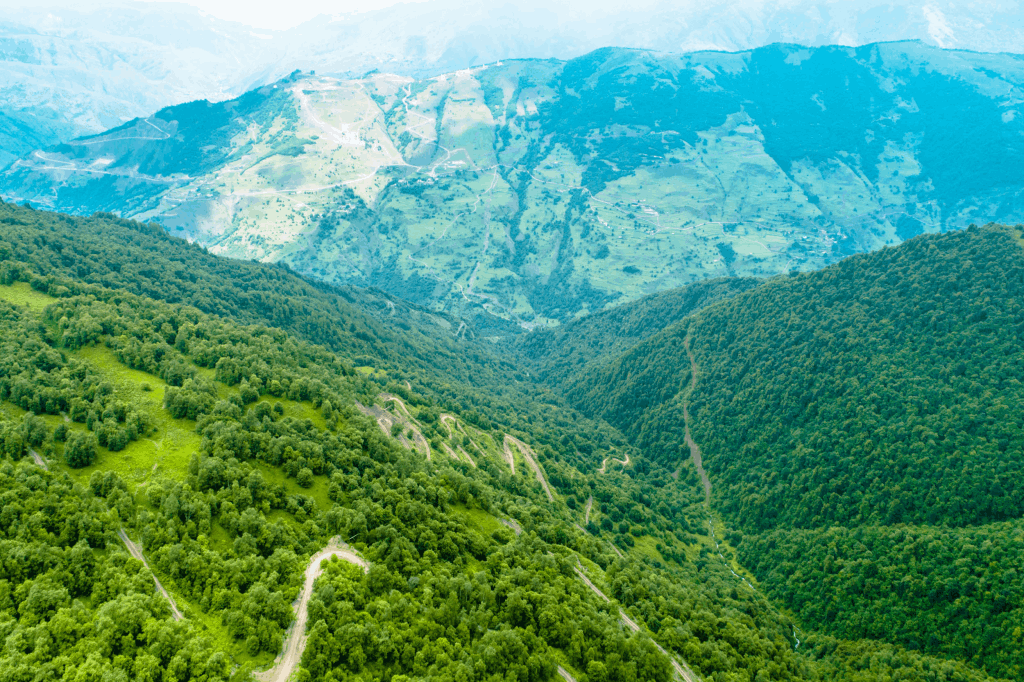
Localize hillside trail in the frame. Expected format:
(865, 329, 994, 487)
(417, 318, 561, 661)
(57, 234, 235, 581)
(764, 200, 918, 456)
(503, 435, 554, 502)
(573, 561, 700, 682)
(680, 336, 797, 644)
(28, 447, 47, 470)
(682, 334, 711, 504)
(255, 539, 369, 682)
(355, 393, 432, 460)
(117, 529, 184, 621)
(597, 451, 630, 475)
(583, 495, 593, 526)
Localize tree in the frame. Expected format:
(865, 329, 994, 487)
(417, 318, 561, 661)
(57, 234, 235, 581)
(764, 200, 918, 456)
(64, 431, 97, 468)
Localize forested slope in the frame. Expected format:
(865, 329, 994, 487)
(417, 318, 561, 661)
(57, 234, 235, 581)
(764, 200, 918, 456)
(0, 202, 616, 475)
(0, 201, 828, 682)
(566, 223, 1024, 679)
(516, 278, 759, 389)
(0, 202, 1015, 681)
(0, 244, 748, 682)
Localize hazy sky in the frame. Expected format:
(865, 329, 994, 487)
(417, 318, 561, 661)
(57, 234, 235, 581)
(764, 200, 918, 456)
(0, 0, 431, 29)
(144, 0, 430, 28)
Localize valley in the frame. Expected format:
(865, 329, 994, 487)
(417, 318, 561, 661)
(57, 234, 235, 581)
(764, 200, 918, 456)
(1, 4, 1024, 673)
(0, 203, 1020, 681)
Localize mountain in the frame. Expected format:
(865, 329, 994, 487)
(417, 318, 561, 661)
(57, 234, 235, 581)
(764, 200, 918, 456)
(4, 0, 1024, 168)
(6, 41, 1024, 328)
(1, 200, 1015, 682)
(563, 223, 1024, 679)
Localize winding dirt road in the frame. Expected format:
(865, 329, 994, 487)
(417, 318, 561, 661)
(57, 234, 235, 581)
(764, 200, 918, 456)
(256, 540, 369, 682)
(118, 529, 184, 621)
(355, 393, 432, 460)
(597, 452, 630, 475)
(439, 414, 478, 466)
(504, 435, 554, 502)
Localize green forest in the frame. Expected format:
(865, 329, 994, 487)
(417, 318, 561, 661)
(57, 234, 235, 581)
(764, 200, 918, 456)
(565, 223, 1024, 680)
(0, 201, 1020, 682)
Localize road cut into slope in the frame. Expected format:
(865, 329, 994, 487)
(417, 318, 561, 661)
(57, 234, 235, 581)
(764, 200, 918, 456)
(597, 451, 630, 474)
(504, 435, 554, 501)
(682, 334, 711, 503)
(573, 561, 700, 682)
(355, 393, 432, 460)
(256, 539, 369, 682)
(440, 413, 483, 465)
(117, 529, 184, 621)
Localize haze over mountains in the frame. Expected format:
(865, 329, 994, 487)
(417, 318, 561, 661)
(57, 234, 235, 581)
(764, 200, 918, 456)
(2, 0, 1024, 168)
(6, 40, 1024, 327)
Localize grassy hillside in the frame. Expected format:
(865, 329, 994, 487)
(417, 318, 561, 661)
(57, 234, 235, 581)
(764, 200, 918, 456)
(565, 223, 1024, 679)
(6, 43, 1024, 327)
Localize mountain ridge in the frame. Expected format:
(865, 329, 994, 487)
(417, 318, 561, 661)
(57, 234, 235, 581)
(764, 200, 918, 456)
(559, 222, 1024, 678)
(4, 0, 1024, 164)
(6, 41, 1024, 328)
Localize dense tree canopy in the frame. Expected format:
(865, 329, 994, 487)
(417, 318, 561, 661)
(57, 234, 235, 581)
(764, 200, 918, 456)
(565, 224, 1024, 680)
(0, 202, 1016, 682)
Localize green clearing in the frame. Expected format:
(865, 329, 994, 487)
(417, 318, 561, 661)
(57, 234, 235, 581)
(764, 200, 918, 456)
(451, 503, 504, 536)
(0, 281, 57, 310)
(256, 461, 331, 510)
(65, 345, 204, 484)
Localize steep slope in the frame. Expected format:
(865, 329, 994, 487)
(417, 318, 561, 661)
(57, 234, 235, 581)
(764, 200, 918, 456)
(6, 42, 1024, 327)
(0, 2, 273, 168)
(566, 223, 1024, 678)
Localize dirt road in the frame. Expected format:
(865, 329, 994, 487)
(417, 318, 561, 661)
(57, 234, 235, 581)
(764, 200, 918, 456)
(558, 665, 578, 682)
(597, 452, 630, 475)
(504, 435, 553, 501)
(355, 394, 432, 460)
(500, 518, 522, 535)
(682, 334, 711, 504)
(256, 539, 369, 682)
(29, 448, 47, 470)
(574, 561, 701, 682)
(118, 529, 184, 621)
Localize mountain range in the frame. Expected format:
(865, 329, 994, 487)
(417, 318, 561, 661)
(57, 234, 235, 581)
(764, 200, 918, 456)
(5, 40, 1024, 327)
(3, 2, 1024, 680)
(3, 0, 1024, 167)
